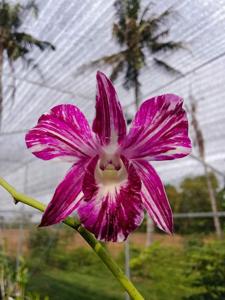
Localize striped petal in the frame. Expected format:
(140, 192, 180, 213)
(92, 71, 127, 146)
(26, 104, 96, 162)
(122, 94, 191, 161)
(134, 160, 173, 234)
(40, 158, 87, 226)
(77, 156, 143, 242)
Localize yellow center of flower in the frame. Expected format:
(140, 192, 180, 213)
(95, 160, 127, 186)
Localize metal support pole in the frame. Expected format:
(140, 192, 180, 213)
(125, 238, 130, 300)
(16, 164, 28, 270)
(146, 216, 154, 247)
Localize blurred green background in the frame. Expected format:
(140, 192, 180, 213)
(1, 173, 225, 300)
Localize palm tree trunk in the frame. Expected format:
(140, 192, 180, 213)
(0, 45, 3, 131)
(203, 162, 222, 238)
(8, 58, 16, 107)
(189, 96, 222, 238)
(134, 76, 140, 110)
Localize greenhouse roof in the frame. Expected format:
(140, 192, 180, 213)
(0, 0, 225, 213)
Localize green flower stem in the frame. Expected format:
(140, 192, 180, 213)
(0, 177, 145, 300)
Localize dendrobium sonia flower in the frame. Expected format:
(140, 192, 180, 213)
(25, 71, 191, 242)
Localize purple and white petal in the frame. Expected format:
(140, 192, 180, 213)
(26, 104, 96, 161)
(40, 158, 88, 226)
(134, 159, 173, 234)
(77, 156, 144, 242)
(122, 94, 191, 161)
(92, 71, 127, 146)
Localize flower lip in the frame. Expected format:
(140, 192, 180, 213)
(98, 145, 121, 171)
(95, 159, 128, 186)
(79, 155, 143, 242)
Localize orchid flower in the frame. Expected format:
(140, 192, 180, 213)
(25, 71, 191, 242)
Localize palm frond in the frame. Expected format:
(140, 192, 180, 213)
(126, 0, 140, 20)
(151, 41, 184, 53)
(139, 1, 154, 23)
(75, 51, 127, 75)
(153, 58, 182, 75)
(22, 57, 44, 80)
(114, 0, 126, 23)
(0, 2, 20, 28)
(0, 1, 39, 29)
(147, 6, 175, 28)
(110, 60, 125, 82)
(138, 20, 152, 36)
(14, 32, 55, 51)
(10, 4, 23, 28)
(22, 0, 39, 18)
(3, 3, 23, 29)
(112, 23, 125, 45)
(6, 43, 29, 61)
(101, 51, 126, 64)
(152, 29, 170, 41)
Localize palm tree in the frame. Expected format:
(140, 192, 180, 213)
(80, 0, 183, 109)
(0, 0, 55, 129)
(189, 93, 222, 238)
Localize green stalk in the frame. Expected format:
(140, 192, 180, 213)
(0, 177, 145, 300)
